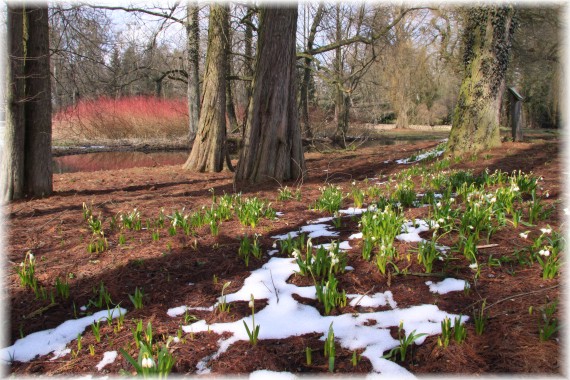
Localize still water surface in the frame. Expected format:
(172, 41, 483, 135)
(52, 137, 437, 174)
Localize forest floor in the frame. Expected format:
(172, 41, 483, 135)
(2, 138, 565, 377)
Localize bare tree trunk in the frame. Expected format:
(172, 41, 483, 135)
(24, 5, 53, 197)
(225, 23, 239, 134)
(447, 6, 516, 157)
(186, 3, 200, 143)
(241, 5, 254, 134)
(1, 5, 26, 202)
(235, 6, 305, 184)
(183, 4, 229, 172)
(333, 4, 348, 148)
(299, 4, 324, 138)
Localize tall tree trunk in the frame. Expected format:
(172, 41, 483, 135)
(235, 6, 305, 184)
(446, 6, 516, 157)
(1, 5, 26, 202)
(299, 4, 324, 138)
(186, 3, 200, 143)
(225, 23, 239, 134)
(183, 4, 229, 172)
(24, 5, 52, 197)
(333, 4, 348, 148)
(241, 5, 254, 134)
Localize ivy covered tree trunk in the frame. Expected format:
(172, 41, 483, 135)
(183, 4, 230, 172)
(446, 6, 516, 157)
(235, 6, 305, 184)
(186, 3, 200, 142)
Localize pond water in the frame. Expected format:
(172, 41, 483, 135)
(52, 151, 189, 174)
(52, 137, 441, 174)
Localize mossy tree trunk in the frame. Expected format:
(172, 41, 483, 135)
(446, 6, 516, 157)
(186, 3, 200, 142)
(235, 6, 305, 184)
(183, 4, 230, 172)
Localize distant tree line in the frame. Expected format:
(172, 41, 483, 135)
(1, 2, 561, 201)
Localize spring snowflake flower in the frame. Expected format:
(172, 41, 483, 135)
(331, 257, 339, 266)
(469, 263, 478, 270)
(449, 198, 455, 203)
(142, 357, 154, 368)
(248, 299, 254, 308)
(540, 228, 552, 235)
(352, 181, 356, 186)
(292, 249, 300, 260)
(538, 249, 551, 257)
(436, 202, 442, 208)
(519, 232, 529, 239)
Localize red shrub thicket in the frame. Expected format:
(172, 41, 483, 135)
(53, 96, 189, 141)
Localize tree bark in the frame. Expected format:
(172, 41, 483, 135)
(241, 5, 254, 134)
(235, 6, 305, 184)
(186, 3, 200, 143)
(183, 4, 229, 172)
(1, 5, 26, 202)
(446, 6, 516, 157)
(225, 23, 239, 134)
(24, 5, 53, 197)
(299, 4, 324, 138)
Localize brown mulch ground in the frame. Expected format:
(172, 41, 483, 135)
(3, 139, 564, 376)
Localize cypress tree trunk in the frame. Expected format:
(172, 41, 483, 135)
(24, 5, 53, 198)
(186, 3, 200, 142)
(183, 4, 229, 172)
(1, 5, 26, 202)
(225, 25, 239, 134)
(446, 6, 516, 157)
(235, 6, 305, 184)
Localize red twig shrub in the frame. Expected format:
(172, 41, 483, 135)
(53, 96, 188, 141)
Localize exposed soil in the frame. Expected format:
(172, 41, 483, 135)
(3, 139, 564, 376)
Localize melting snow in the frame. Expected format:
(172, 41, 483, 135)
(395, 148, 444, 164)
(96, 351, 118, 371)
(178, 257, 465, 375)
(396, 219, 431, 242)
(425, 279, 470, 294)
(0, 308, 126, 363)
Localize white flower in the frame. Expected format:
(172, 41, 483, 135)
(511, 185, 520, 192)
(564, 207, 570, 215)
(292, 249, 300, 259)
(449, 198, 455, 203)
(469, 263, 478, 270)
(490, 197, 497, 203)
(352, 181, 356, 186)
(539, 249, 551, 257)
(331, 257, 339, 266)
(436, 202, 442, 208)
(438, 218, 445, 223)
(142, 357, 154, 368)
(519, 232, 529, 239)
(545, 191, 550, 198)
(28, 253, 34, 261)
(248, 300, 254, 308)
(540, 228, 552, 235)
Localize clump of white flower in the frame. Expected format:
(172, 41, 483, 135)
(538, 249, 551, 257)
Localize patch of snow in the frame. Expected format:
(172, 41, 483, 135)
(349, 232, 363, 240)
(348, 291, 397, 309)
(96, 351, 118, 371)
(425, 278, 470, 294)
(308, 216, 334, 224)
(339, 207, 367, 216)
(182, 257, 465, 375)
(0, 308, 126, 363)
(345, 266, 354, 271)
(396, 219, 431, 242)
(271, 231, 300, 240)
(396, 148, 444, 165)
(299, 223, 339, 238)
(250, 370, 297, 379)
(267, 249, 279, 256)
(50, 348, 71, 361)
(276, 212, 284, 217)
